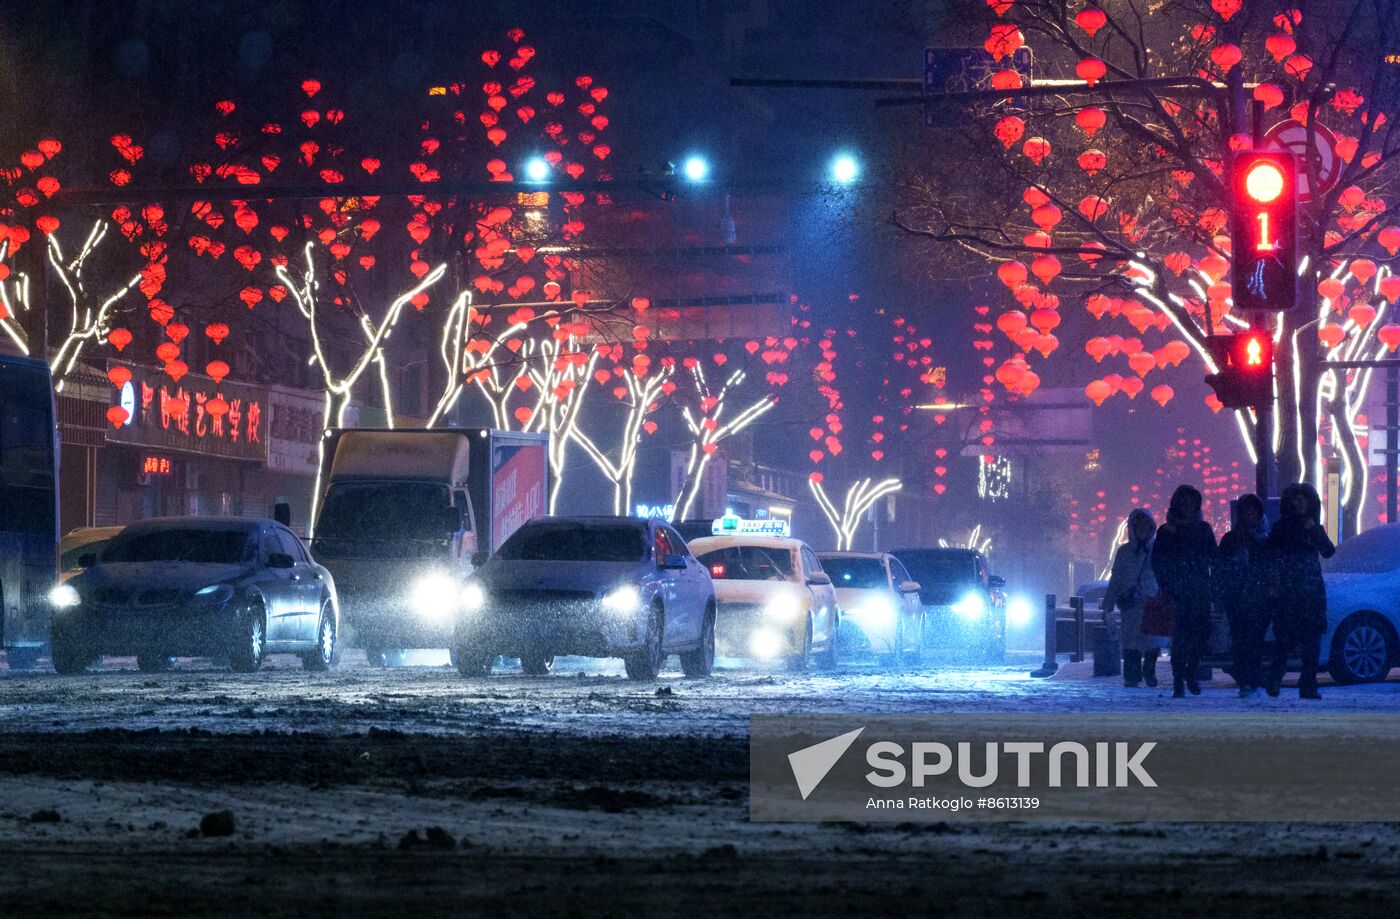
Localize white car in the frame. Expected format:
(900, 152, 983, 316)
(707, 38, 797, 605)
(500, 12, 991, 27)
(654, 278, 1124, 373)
(819, 551, 923, 666)
(1318, 524, 1400, 683)
(687, 534, 838, 671)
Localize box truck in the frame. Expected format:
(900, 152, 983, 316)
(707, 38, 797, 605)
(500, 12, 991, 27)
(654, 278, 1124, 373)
(310, 428, 548, 663)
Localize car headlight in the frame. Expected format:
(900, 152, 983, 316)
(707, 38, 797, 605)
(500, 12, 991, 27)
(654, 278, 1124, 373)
(1006, 595, 1033, 627)
(953, 592, 986, 620)
(750, 628, 784, 660)
(601, 585, 642, 616)
(411, 573, 459, 623)
(461, 581, 486, 613)
(853, 596, 897, 625)
(49, 583, 81, 610)
(764, 592, 803, 621)
(192, 583, 235, 606)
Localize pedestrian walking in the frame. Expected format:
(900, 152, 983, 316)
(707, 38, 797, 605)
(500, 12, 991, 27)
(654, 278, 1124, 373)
(1102, 509, 1167, 687)
(1216, 494, 1271, 698)
(1264, 483, 1335, 700)
(1151, 485, 1218, 698)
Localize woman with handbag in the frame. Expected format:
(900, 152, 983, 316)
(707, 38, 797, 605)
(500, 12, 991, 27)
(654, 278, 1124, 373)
(1151, 485, 1218, 697)
(1101, 509, 1166, 687)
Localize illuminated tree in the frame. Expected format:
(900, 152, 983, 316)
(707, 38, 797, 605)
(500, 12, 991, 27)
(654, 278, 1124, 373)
(895, 0, 1400, 530)
(671, 359, 778, 521)
(276, 241, 446, 524)
(571, 357, 674, 514)
(809, 475, 903, 550)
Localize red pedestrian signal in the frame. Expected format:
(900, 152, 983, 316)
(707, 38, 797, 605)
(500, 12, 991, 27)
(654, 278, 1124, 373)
(1205, 332, 1274, 409)
(1231, 151, 1297, 311)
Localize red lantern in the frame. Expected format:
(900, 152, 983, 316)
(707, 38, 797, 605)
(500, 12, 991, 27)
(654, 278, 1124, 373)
(1350, 259, 1377, 284)
(106, 406, 129, 428)
(206, 360, 230, 384)
(1022, 137, 1051, 165)
(997, 261, 1028, 289)
(206, 397, 229, 418)
(108, 327, 133, 351)
(1075, 7, 1107, 36)
(155, 341, 180, 363)
(1085, 380, 1112, 405)
(1378, 324, 1400, 352)
(107, 366, 132, 389)
(205, 322, 230, 345)
(1150, 384, 1174, 407)
(1075, 107, 1106, 136)
(165, 322, 189, 343)
(1077, 149, 1106, 175)
(1075, 58, 1107, 87)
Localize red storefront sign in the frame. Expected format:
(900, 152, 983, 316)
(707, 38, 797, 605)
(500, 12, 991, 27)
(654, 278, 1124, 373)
(106, 361, 269, 463)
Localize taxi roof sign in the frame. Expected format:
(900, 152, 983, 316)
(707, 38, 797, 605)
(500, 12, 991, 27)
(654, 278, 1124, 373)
(712, 511, 789, 537)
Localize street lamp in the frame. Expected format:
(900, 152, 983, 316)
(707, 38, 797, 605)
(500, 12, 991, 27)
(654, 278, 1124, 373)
(524, 156, 550, 182)
(681, 154, 710, 182)
(830, 152, 860, 185)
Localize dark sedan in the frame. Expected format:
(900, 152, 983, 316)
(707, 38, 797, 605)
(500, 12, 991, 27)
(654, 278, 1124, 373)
(49, 517, 339, 674)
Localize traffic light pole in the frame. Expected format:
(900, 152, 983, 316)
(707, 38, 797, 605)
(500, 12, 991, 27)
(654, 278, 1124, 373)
(1253, 313, 1275, 505)
(1319, 357, 1400, 525)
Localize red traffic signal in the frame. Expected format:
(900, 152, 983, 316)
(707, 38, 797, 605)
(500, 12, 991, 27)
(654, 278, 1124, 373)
(1231, 150, 1297, 311)
(1205, 331, 1274, 409)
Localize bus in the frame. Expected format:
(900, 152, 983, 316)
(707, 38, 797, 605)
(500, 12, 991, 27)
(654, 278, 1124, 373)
(0, 353, 59, 669)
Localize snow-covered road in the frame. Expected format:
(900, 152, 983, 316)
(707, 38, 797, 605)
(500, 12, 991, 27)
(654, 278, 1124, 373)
(3, 651, 1399, 916)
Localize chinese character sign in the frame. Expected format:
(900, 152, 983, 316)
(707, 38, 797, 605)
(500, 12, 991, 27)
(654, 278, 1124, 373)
(107, 361, 269, 463)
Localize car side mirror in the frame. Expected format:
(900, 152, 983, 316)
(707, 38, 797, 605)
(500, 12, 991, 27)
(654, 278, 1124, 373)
(78, 553, 97, 569)
(470, 550, 490, 567)
(273, 502, 292, 527)
(900, 580, 921, 594)
(267, 552, 295, 570)
(988, 575, 1006, 590)
(441, 505, 463, 533)
(660, 554, 688, 571)
(807, 572, 831, 587)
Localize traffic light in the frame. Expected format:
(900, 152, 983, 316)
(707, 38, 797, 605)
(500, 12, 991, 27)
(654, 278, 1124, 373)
(1204, 331, 1274, 409)
(1230, 150, 1298, 311)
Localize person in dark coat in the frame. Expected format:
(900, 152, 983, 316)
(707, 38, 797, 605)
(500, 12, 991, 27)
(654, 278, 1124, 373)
(1264, 483, 1335, 699)
(1215, 494, 1271, 697)
(1151, 485, 1217, 697)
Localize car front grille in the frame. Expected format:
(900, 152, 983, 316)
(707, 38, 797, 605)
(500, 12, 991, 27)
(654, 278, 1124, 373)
(137, 588, 186, 606)
(489, 589, 597, 619)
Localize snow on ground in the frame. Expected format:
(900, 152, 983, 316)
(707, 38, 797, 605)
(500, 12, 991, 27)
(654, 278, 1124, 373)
(2, 650, 1398, 915)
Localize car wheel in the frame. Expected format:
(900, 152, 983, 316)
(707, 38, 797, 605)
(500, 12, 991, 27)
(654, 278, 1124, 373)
(815, 610, 839, 670)
(137, 652, 174, 673)
(625, 607, 665, 681)
(520, 651, 555, 676)
(680, 604, 716, 678)
(785, 615, 813, 673)
(301, 601, 337, 672)
(50, 632, 92, 676)
(1328, 614, 1396, 684)
(229, 600, 266, 673)
(452, 644, 494, 677)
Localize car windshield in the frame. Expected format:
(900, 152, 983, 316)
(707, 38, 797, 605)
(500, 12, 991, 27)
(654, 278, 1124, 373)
(102, 529, 251, 564)
(897, 552, 976, 584)
(316, 482, 451, 541)
(695, 546, 795, 581)
(821, 557, 887, 590)
(495, 521, 645, 562)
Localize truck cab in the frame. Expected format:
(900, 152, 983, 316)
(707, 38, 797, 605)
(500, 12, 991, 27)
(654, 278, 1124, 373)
(310, 429, 547, 663)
